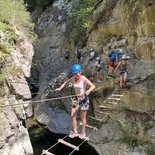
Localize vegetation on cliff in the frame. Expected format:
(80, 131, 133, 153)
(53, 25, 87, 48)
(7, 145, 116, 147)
(0, 0, 34, 96)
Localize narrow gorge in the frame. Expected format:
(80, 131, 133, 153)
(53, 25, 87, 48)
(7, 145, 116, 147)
(0, 0, 155, 155)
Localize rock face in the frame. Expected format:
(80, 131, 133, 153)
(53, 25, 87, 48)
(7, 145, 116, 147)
(87, 0, 155, 111)
(0, 105, 33, 155)
(30, 0, 155, 155)
(0, 27, 34, 154)
(32, 0, 73, 134)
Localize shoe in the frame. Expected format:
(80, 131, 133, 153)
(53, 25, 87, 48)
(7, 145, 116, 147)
(79, 131, 86, 139)
(69, 131, 79, 138)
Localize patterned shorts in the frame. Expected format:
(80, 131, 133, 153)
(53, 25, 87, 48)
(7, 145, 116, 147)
(79, 95, 89, 111)
(72, 95, 89, 111)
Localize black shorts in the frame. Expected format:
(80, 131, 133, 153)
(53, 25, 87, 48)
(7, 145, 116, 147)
(95, 66, 101, 72)
(120, 70, 127, 75)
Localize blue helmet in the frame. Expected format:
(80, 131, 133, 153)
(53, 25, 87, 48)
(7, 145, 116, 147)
(71, 64, 82, 73)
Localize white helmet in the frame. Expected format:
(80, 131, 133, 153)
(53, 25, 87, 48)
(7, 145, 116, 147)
(126, 56, 130, 59)
(118, 48, 123, 53)
(121, 55, 127, 60)
(96, 57, 100, 60)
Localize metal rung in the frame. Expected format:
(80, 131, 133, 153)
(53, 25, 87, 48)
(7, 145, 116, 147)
(94, 110, 109, 116)
(89, 116, 102, 122)
(79, 122, 97, 130)
(99, 105, 113, 109)
(108, 97, 121, 101)
(94, 110, 105, 114)
(58, 139, 79, 151)
(112, 94, 123, 97)
(42, 150, 55, 155)
(108, 101, 118, 105)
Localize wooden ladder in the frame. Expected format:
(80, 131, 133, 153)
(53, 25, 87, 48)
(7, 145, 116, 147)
(42, 150, 55, 155)
(58, 139, 79, 151)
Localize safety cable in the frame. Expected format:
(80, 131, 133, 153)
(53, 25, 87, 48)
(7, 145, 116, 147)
(7, 81, 63, 85)
(1, 84, 106, 108)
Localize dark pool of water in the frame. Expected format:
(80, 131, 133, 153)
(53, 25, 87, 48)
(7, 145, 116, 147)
(26, 119, 99, 155)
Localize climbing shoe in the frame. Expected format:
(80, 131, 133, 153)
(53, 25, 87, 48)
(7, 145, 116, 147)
(69, 131, 79, 138)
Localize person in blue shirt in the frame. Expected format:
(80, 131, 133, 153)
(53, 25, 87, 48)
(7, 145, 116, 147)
(108, 48, 123, 77)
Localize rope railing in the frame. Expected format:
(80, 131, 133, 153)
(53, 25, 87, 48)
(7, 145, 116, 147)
(0, 84, 106, 108)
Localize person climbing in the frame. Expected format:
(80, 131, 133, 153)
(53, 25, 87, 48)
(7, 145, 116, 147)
(56, 64, 95, 139)
(92, 57, 102, 82)
(114, 54, 132, 90)
(89, 48, 96, 60)
(76, 47, 82, 62)
(107, 48, 123, 77)
(64, 48, 70, 60)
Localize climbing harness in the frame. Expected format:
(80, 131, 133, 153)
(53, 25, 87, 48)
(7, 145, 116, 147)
(41, 88, 125, 155)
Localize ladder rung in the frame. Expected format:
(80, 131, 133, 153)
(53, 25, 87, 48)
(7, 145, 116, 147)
(42, 150, 55, 155)
(94, 110, 110, 116)
(108, 101, 118, 105)
(58, 139, 79, 151)
(108, 97, 121, 101)
(94, 110, 105, 114)
(79, 122, 97, 130)
(112, 94, 123, 97)
(89, 116, 102, 122)
(99, 105, 113, 109)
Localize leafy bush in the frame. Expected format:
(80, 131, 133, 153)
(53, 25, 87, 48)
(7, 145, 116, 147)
(116, 118, 155, 155)
(0, 0, 33, 29)
(145, 144, 155, 155)
(65, 0, 95, 41)
(0, 69, 6, 97)
(0, 22, 17, 54)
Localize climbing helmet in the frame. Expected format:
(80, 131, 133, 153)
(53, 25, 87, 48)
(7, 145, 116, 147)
(71, 64, 82, 73)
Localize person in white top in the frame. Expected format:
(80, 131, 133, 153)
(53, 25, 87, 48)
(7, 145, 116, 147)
(56, 64, 95, 139)
(92, 57, 102, 81)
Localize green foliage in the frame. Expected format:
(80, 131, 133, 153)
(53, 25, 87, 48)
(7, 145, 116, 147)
(116, 119, 146, 149)
(145, 144, 155, 155)
(0, 22, 17, 54)
(8, 66, 24, 77)
(116, 118, 155, 155)
(0, 68, 6, 97)
(82, 20, 92, 28)
(0, 44, 11, 54)
(65, 0, 95, 40)
(0, 0, 33, 29)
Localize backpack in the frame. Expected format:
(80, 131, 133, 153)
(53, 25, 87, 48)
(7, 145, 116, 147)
(108, 51, 115, 58)
(108, 51, 117, 61)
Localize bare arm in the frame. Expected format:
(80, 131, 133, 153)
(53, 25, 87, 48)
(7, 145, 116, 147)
(116, 57, 119, 64)
(56, 78, 73, 91)
(127, 61, 133, 68)
(85, 78, 96, 95)
(114, 61, 121, 72)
